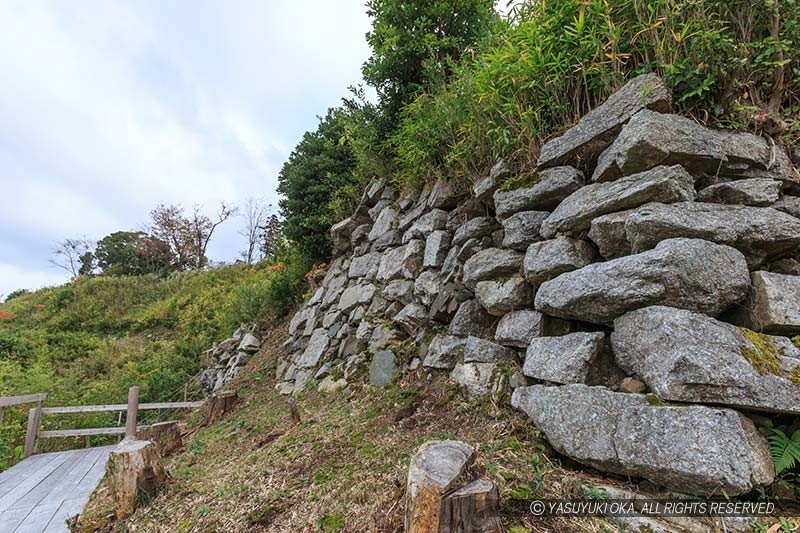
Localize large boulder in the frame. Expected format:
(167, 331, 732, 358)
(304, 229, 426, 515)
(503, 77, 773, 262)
(501, 211, 549, 251)
(697, 178, 782, 207)
(494, 310, 571, 348)
(732, 271, 800, 336)
(540, 165, 695, 238)
(462, 248, 523, 289)
(611, 306, 800, 415)
(369, 350, 398, 387)
(523, 237, 596, 291)
(592, 109, 770, 182)
(537, 73, 671, 169)
(475, 276, 533, 316)
(493, 167, 584, 219)
(620, 202, 800, 267)
(523, 332, 606, 384)
(512, 384, 774, 496)
(535, 238, 750, 324)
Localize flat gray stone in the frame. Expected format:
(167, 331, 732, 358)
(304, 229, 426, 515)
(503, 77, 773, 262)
(501, 211, 549, 251)
(449, 300, 498, 338)
(402, 239, 425, 279)
(697, 178, 782, 207)
(773, 195, 800, 218)
(424, 230, 452, 268)
(377, 245, 408, 282)
(237, 333, 260, 353)
(381, 279, 415, 304)
(523, 332, 605, 384)
(393, 303, 429, 336)
(622, 202, 800, 267)
(523, 237, 596, 290)
(475, 276, 533, 316)
(512, 384, 774, 496)
(348, 252, 382, 279)
(368, 205, 398, 242)
(462, 248, 523, 289)
(338, 283, 377, 312)
(450, 362, 499, 396)
(296, 328, 329, 368)
(463, 336, 517, 364)
(494, 310, 571, 348)
(423, 335, 466, 369)
(537, 73, 671, 169)
(540, 165, 695, 238)
(612, 305, 800, 414)
(587, 209, 635, 259)
(494, 167, 584, 219)
(734, 271, 800, 335)
(369, 350, 397, 387)
(414, 270, 442, 307)
(403, 209, 448, 243)
(535, 238, 750, 324)
(452, 217, 497, 247)
(593, 109, 769, 182)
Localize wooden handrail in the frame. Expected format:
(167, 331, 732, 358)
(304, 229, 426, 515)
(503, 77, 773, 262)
(20, 387, 206, 458)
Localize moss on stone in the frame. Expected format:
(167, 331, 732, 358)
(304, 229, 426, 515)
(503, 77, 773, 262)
(499, 172, 541, 191)
(740, 328, 784, 376)
(793, 335, 800, 350)
(790, 367, 800, 388)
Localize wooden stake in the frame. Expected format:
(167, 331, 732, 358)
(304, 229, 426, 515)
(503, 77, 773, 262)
(125, 387, 140, 439)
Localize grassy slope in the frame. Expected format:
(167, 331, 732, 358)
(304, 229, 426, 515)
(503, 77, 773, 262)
(0, 264, 288, 462)
(78, 315, 610, 532)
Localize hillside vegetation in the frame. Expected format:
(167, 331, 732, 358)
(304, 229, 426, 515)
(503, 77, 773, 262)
(0, 253, 305, 468)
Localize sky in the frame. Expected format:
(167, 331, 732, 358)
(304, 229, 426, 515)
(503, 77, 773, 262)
(0, 0, 373, 298)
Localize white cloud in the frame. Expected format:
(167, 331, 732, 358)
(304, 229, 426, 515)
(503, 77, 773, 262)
(0, 261, 68, 300)
(0, 0, 373, 287)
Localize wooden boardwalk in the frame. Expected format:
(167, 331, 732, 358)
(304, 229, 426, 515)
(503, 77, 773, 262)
(0, 445, 115, 533)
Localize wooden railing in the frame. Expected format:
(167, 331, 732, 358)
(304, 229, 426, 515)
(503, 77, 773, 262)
(0, 387, 204, 458)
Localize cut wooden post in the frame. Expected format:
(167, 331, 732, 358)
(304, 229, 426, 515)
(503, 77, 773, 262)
(125, 386, 140, 438)
(405, 440, 502, 533)
(23, 398, 45, 458)
(106, 439, 169, 518)
(0, 406, 4, 435)
(204, 391, 238, 425)
(288, 398, 301, 425)
(137, 421, 182, 456)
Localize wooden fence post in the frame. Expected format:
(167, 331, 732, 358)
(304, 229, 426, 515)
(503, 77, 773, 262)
(23, 397, 45, 458)
(125, 387, 140, 439)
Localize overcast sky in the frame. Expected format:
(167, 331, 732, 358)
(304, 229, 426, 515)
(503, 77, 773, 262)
(0, 0, 373, 298)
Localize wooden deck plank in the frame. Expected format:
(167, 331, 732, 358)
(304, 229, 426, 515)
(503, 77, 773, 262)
(14, 501, 60, 533)
(0, 508, 30, 533)
(8, 449, 90, 510)
(0, 445, 116, 532)
(0, 453, 73, 510)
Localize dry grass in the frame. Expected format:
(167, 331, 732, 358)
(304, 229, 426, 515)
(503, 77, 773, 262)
(74, 316, 798, 533)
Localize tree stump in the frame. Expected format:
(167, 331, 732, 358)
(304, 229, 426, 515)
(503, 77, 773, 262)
(405, 440, 502, 533)
(204, 390, 238, 425)
(106, 439, 170, 519)
(137, 421, 183, 456)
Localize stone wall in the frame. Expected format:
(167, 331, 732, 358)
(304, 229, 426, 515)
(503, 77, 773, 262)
(277, 74, 800, 497)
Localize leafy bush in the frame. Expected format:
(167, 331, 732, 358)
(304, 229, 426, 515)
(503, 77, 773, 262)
(391, 0, 800, 185)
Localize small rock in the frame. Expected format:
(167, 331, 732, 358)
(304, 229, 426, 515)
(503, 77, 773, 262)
(523, 237, 595, 291)
(368, 206, 398, 242)
(475, 277, 533, 316)
(732, 271, 800, 336)
(501, 211, 549, 251)
(697, 178, 782, 207)
(450, 362, 499, 396)
(618, 377, 646, 394)
(494, 309, 571, 348)
(423, 230, 452, 268)
(494, 167, 585, 219)
(523, 332, 605, 384)
(423, 335, 466, 370)
(462, 248, 523, 289)
(449, 300, 499, 339)
(463, 336, 517, 364)
(393, 303, 429, 336)
(369, 350, 397, 387)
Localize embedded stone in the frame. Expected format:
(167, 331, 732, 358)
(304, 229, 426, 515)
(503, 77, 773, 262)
(463, 336, 516, 364)
(494, 310, 571, 348)
(697, 178, 782, 207)
(535, 238, 750, 324)
(475, 277, 533, 317)
(523, 332, 605, 384)
(523, 237, 596, 290)
(540, 165, 695, 238)
(462, 248, 523, 289)
(501, 211, 549, 251)
(424, 230, 452, 268)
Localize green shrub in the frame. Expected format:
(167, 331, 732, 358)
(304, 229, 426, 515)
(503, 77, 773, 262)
(392, 0, 800, 185)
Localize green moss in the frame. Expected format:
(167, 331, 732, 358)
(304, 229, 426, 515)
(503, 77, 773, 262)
(790, 367, 800, 388)
(792, 336, 800, 350)
(645, 393, 663, 407)
(499, 172, 541, 191)
(740, 328, 784, 376)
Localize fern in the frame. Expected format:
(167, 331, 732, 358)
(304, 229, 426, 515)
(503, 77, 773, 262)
(768, 429, 800, 474)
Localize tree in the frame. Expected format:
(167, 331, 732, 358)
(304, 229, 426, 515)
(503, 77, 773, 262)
(276, 108, 359, 262)
(362, 0, 495, 131)
(50, 238, 94, 277)
(238, 198, 272, 264)
(187, 203, 238, 270)
(94, 231, 174, 276)
(149, 203, 237, 270)
(258, 213, 283, 261)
